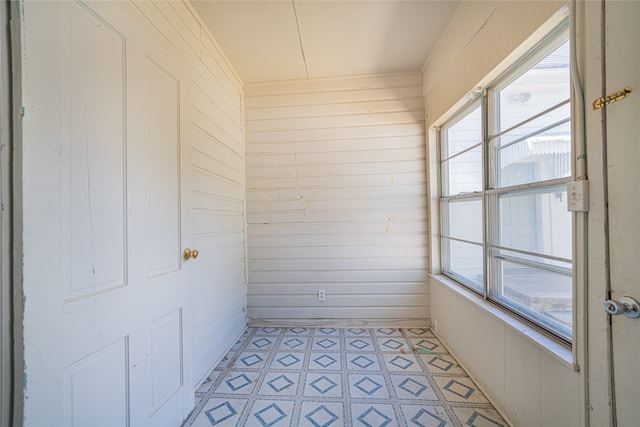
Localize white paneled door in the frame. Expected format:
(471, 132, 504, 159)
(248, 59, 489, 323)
(21, 2, 193, 425)
(604, 2, 640, 426)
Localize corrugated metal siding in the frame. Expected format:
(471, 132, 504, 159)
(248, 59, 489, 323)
(134, 0, 247, 387)
(244, 73, 429, 320)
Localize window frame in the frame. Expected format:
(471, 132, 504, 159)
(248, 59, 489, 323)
(439, 99, 485, 294)
(437, 22, 573, 345)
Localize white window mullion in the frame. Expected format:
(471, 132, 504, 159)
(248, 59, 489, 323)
(481, 91, 490, 299)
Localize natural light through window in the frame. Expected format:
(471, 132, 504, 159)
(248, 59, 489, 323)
(439, 24, 573, 343)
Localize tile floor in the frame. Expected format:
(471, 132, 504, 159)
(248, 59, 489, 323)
(183, 327, 508, 427)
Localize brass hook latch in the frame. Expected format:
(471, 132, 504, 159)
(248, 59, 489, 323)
(593, 87, 632, 110)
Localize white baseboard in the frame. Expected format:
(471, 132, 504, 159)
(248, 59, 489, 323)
(248, 318, 431, 329)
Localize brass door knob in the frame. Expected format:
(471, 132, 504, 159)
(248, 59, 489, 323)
(184, 248, 199, 260)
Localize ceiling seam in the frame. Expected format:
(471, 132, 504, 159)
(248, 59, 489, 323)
(291, 0, 310, 79)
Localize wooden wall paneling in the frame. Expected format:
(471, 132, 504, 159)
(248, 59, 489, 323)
(245, 73, 428, 321)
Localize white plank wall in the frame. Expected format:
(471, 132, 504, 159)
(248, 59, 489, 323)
(244, 74, 429, 320)
(423, 2, 583, 426)
(129, 0, 247, 387)
(431, 281, 581, 427)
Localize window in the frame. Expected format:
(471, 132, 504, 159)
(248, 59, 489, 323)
(439, 25, 573, 343)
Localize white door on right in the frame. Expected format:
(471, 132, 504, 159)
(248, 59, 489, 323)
(603, 1, 640, 426)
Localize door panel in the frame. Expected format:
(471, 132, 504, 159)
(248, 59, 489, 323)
(605, 1, 640, 426)
(146, 57, 182, 277)
(149, 310, 183, 412)
(21, 2, 193, 425)
(63, 338, 129, 427)
(64, 0, 127, 301)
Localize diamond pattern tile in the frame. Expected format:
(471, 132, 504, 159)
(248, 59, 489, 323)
(410, 338, 448, 355)
(304, 404, 339, 427)
(351, 355, 374, 369)
(390, 375, 439, 401)
(299, 401, 344, 427)
(263, 373, 297, 395)
(347, 338, 372, 351)
(310, 353, 341, 370)
(399, 378, 427, 396)
(384, 354, 422, 372)
(347, 353, 382, 372)
(444, 379, 474, 399)
(237, 352, 265, 368)
(214, 371, 261, 395)
(400, 404, 453, 427)
(433, 376, 491, 404)
(351, 403, 397, 427)
(450, 406, 507, 426)
(354, 377, 382, 395)
(250, 400, 294, 427)
(281, 337, 307, 350)
(195, 398, 248, 427)
(349, 374, 389, 399)
(311, 376, 337, 394)
(247, 337, 275, 351)
(380, 338, 406, 350)
(184, 328, 508, 427)
(305, 374, 342, 397)
(226, 374, 253, 392)
(313, 338, 339, 351)
(419, 353, 465, 375)
(271, 353, 303, 370)
(427, 356, 454, 372)
(206, 401, 237, 425)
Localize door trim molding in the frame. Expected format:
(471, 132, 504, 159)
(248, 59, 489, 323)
(0, 0, 10, 422)
(0, 0, 15, 425)
(6, 1, 24, 425)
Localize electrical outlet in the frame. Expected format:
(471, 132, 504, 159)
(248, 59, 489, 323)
(318, 290, 326, 302)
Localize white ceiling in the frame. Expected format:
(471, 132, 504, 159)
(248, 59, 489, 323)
(191, 0, 461, 84)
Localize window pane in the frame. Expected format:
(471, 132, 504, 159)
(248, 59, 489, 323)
(443, 198, 482, 243)
(489, 250, 572, 340)
(442, 106, 481, 159)
(442, 238, 483, 293)
(494, 119, 571, 188)
(442, 145, 482, 196)
(495, 40, 570, 133)
(494, 186, 572, 260)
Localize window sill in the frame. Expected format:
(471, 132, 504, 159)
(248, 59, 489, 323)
(430, 274, 578, 371)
